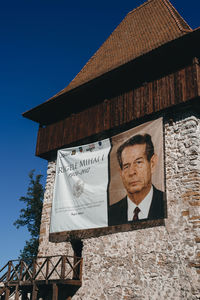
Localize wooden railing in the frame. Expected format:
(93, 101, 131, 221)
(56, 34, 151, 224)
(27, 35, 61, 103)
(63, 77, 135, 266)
(0, 255, 83, 299)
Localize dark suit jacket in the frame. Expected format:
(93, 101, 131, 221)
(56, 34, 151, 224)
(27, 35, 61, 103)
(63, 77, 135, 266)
(108, 186, 165, 226)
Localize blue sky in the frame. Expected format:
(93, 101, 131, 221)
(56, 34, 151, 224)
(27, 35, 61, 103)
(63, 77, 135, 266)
(0, 0, 199, 267)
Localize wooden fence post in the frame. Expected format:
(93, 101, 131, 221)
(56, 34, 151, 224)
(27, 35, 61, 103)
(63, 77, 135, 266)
(21, 289, 28, 300)
(31, 284, 38, 300)
(19, 261, 23, 281)
(52, 283, 58, 300)
(6, 261, 12, 281)
(15, 285, 19, 300)
(5, 287, 10, 300)
(79, 258, 83, 281)
(46, 258, 49, 283)
(61, 256, 66, 279)
(32, 259, 36, 280)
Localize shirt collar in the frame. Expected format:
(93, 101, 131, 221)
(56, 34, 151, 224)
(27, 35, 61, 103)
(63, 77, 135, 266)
(127, 185, 153, 221)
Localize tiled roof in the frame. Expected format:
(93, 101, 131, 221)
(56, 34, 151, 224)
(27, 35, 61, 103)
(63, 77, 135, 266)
(48, 0, 192, 100)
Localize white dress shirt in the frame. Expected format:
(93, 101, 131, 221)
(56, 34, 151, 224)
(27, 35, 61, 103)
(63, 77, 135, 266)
(127, 185, 153, 221)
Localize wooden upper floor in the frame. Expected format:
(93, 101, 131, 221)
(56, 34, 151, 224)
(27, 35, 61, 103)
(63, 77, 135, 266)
(35, 58, 200, 159)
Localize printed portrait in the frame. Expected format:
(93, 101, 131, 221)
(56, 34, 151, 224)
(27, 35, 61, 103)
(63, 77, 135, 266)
(108, 118, 166, 226)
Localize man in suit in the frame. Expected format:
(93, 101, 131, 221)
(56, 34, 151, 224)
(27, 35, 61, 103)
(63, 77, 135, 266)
(108, 133, 165, 226)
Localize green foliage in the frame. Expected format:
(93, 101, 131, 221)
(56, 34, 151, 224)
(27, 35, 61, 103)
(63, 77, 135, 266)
(18, 238, 39, 262)
(14, 170, 44, 259)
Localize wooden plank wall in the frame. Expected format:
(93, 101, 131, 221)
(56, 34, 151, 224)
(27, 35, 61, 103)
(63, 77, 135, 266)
(36, 62, 199, 158)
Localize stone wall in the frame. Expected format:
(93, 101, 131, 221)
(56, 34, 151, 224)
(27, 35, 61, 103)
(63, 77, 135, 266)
(38, 161, 73, 257)
(38, 113, 200, 299)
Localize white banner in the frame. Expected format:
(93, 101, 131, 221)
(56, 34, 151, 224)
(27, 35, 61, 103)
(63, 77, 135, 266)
(50, 118, 165, 233)
(50, 139, 111, 232)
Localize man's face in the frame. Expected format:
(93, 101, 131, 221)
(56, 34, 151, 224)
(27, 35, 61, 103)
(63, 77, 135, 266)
(120, 143, 156, 199)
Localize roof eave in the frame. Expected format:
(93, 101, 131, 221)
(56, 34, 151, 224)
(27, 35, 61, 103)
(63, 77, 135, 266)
(22, 28, 200, 125)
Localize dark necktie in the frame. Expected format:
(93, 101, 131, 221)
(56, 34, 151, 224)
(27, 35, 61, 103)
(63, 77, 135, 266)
(133, 207, 140, 221)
